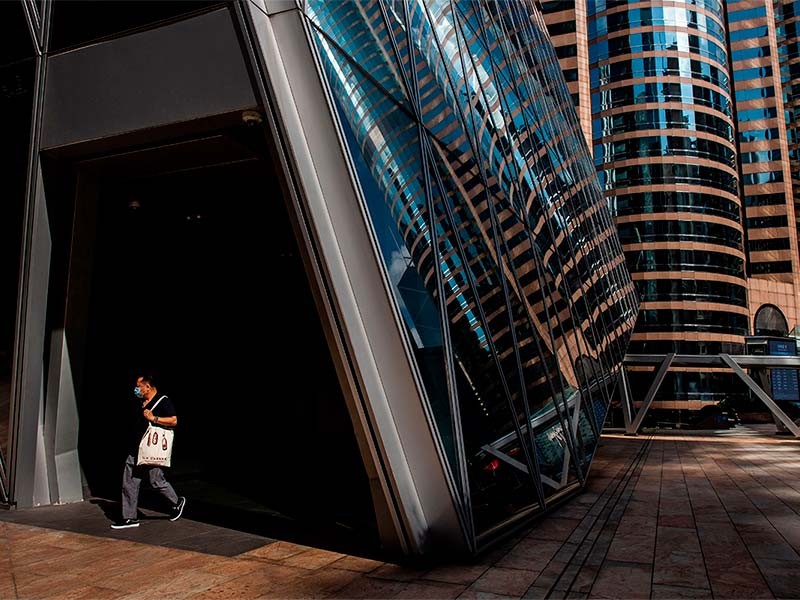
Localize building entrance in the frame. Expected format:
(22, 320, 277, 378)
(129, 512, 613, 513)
(77, 132, 378, 552)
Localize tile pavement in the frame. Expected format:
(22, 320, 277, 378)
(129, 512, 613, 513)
(1, 425, 799, 598)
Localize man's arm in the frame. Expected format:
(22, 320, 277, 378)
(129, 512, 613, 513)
(142, 409, 177, 427)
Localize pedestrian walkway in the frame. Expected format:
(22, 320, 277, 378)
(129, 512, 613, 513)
(1, 425, 798, 599)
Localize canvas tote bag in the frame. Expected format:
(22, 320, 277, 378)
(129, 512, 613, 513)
(137, 395, 174, 467)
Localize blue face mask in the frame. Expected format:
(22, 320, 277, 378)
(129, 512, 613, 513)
(134, 386, 144, 399)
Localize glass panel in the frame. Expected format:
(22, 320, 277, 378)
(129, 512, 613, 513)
(49, 0, 223, 52)
(306, 0, 640, 545)
(0, 57, 35, 470)
(428, 150, 542, 533)
(305, 0, 411, 110)
(308, 24, 461, 488)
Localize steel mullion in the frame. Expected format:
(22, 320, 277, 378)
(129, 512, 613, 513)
(501, 0, 622, 401)
(398, 7, 476, 546)
(452, 0, 587, 480)
(468, 1, 603, 446)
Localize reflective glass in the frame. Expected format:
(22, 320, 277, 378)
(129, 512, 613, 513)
(617, 219, 743, 249)
(636, 279, 747, 307)
(626, 249, 745, 277)
(305, 0, 637, 545)
(308, 26, 460, 486)
(305, 0, 411, 109)
(637, 309, 749, 336)
(610, 191, 740, 221)
(599, 164, 738, 196)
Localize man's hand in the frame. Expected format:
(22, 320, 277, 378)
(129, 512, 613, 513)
(142, 409, 177, 427)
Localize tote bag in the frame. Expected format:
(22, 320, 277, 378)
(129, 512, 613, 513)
(137, 395, 174, 467)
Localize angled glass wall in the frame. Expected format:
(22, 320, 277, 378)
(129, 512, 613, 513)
(303, 0, 638, 544)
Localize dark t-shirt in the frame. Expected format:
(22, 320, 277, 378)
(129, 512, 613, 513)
(128, 394, 176, 455)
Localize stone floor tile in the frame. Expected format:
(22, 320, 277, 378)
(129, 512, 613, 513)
(329, 575, 407, 598)
(469, 566, 538, 597)
(196, 557, 266, 577)
(526, 518, 581, 542)
(457, 589, 517, 599)
(241, 541, 309, 562)
(280, 547, 346, 570)
(567, 564, 599, 594)
(329, 554, 384, 573)
(658, 514, 696, 528)
(14, 572, 85, 599)
(605, 531, 655, 564)
(41, 585, 129, 600)
(495, 539, 561, 570)
(183, 568, 296, 600)
(652, 550, 711, 590)
(395, 580, 467, 598)
(281, 567, 363, 597)
(650, 584, 713, 599)
(587, 560, 651, 599)
(754, 558, 800, 599)
(711, 582, 775, 599)
(422, 563, 491, 585)
(523, 583, 554, 599)
(367, 563, 426, 582)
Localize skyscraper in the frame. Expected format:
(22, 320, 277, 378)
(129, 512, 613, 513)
(544, 0, 800, 412)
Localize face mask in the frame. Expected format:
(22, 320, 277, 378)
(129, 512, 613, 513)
(134, 387, 144, 399)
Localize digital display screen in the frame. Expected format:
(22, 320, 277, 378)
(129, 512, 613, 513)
(768, 339, 799, 402)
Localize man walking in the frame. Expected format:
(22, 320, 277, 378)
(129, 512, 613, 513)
(111, 373, 186, 529)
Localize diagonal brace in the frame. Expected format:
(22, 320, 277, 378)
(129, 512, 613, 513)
(618, 368, 634, 431)
(720, 354, 800, 438)
(628, 353, 675, 435)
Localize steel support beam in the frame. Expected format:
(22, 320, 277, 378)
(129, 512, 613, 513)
(720, 354, 800, 438)
(618, 368, 634, 432)
(627, 353, 675, 435)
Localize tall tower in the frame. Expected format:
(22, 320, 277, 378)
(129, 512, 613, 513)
(588, 0, 748, 409)
(539, 0, 594, 146)
(763, 0, 800, 333)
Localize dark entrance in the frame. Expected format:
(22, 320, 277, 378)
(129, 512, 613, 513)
(76, 129, 379, 552)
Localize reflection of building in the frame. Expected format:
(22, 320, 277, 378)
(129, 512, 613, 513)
(542, 1, 800, 411)
(0, 0, 635, 556)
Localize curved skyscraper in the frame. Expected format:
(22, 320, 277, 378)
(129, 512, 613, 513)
(588, 0, 747, 408)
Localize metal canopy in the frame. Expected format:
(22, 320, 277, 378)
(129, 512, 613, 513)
(619, 354, 800, 437)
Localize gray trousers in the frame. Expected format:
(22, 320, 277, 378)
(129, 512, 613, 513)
(121, 454, 179, 519)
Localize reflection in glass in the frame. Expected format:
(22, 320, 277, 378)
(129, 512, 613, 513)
(306, 0, 637, 545)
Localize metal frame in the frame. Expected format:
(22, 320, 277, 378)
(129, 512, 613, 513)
(619, 354, 800, 437)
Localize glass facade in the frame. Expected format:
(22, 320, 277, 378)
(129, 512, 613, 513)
(730, 1, 796, 280)
(587, 0, 746, 404)
(777, 1, 800, 275)
(303, 0, 637, 541)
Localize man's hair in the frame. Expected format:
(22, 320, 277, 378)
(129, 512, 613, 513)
(138, 373, 158, 388)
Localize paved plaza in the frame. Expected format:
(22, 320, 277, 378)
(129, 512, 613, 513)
(1, 425, 799, 599)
